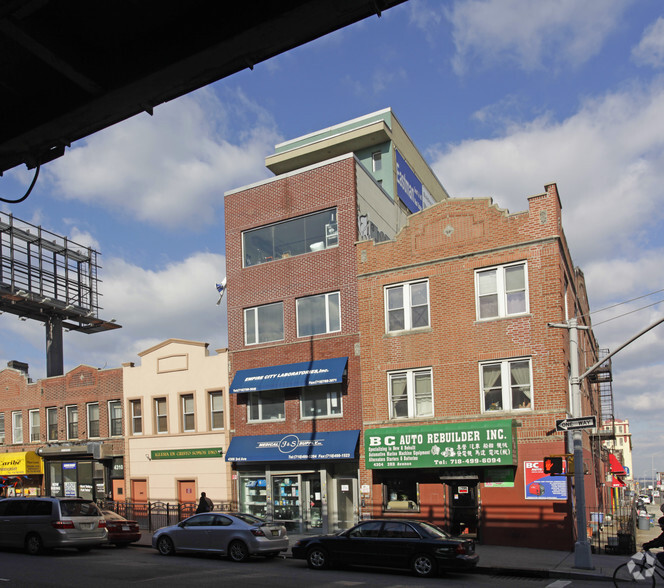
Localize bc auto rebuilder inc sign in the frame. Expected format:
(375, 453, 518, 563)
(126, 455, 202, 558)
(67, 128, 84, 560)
(365, 420, 516, 469)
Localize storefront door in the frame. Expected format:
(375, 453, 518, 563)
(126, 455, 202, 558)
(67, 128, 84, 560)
(336, 478, 355, 530)
(302, 474, 322, 532)
(272, 475, 301, 532)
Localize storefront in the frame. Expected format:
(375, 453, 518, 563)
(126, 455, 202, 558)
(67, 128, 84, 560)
(0, 451, 44, 496)
(226, 430, 360, 534)
(364, 419, 518, 536)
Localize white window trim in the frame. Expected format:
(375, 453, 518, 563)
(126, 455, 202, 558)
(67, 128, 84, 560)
(108, 400, 122, 437)
(29, 409, 40, 443)
(130, 399, 142, 436)
(244, 302, 284, 346)
(66, 405, 78, 440)
(87, 402, 100, 438)
(479, 357, 533, 413)
(46, 407, 58, 442)
(385, 280, 430, 333)
(247, 391, 286, 423)
(12, 411, 22, 444)
(209, 391, 224, 430)
(181, 394, 195, 432)
(155, 398, 168, 434)
(475, 261, 529, 320)
(388, 368, 434, 420)
(296, 291, 341, 338)
(299, 386, 343, 419)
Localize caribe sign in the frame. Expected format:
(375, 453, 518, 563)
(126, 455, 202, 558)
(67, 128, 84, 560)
(365, 419, 517, 469)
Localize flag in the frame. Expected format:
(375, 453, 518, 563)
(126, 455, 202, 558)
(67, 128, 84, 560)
(216, 277, 226, 305)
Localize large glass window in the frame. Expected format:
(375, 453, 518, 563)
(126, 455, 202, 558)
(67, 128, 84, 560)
(248, 391, 285, 422)
(87, 403, 99, 438)
(29, 409, 40, 442)
(383, 477, 419, 512)
(209, 391, 224, 430)
(481, 358, 532, 412)
(47, 407, 58, 441)
(66, 405, 78, 439)
(297, 292, 340, 337)
(181, 394, 195, 432)
(109, 400, 122, 436)
(245, 302, 284, 345)
(12, 411, 22, 444)
(301, 385, 342, 418)
(476, 262, 528, 320)
(385, 280, 430, 332)
(243, 208, 338, 267)
(130, 400, 142, 435)
(389, 368, 433, 419)
(155, 398, 168, 433)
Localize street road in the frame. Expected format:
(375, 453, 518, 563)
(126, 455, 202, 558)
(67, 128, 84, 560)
(0, 545, 604, 587)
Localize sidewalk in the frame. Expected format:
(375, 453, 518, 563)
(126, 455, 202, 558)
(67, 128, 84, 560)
(134, 505, 663, 582)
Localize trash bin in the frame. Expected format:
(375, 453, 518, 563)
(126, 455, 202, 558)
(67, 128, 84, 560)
(639, 516, 650, 530)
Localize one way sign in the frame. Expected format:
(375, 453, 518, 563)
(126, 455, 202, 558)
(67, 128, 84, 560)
(556, 416, 597, 431)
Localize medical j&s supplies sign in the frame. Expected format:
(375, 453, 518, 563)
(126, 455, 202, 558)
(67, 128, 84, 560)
(364, 420, 516, 469)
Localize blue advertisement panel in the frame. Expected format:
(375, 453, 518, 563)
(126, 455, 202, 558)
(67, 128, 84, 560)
(395, 149, 423, 213)
(524, 460, 568, 500)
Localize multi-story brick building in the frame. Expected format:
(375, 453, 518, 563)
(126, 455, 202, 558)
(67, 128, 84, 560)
(0, 361, 124, 500)
(356, 184, 603, 550)
(224, 109, 448, 533)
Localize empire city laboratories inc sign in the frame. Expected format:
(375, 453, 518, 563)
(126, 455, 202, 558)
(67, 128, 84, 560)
(365, 420, 516, 469)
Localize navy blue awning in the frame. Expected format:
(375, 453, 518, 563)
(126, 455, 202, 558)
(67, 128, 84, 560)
(229, 357, 348, 394)
(225, 430, 359, 462)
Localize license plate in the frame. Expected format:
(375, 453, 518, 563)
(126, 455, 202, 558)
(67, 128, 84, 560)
(122, 525, 130, 531)
(271, 530, 279, 536)
(81, 523, 93, 530)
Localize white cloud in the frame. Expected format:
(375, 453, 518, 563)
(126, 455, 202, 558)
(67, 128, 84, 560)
(45, 88, 280, 229)
(633, 17, 664, 68)
(441, 0, 631, 74)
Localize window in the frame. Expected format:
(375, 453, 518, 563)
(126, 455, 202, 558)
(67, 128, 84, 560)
(297, 292, 340, 337)
(389, 368, 433, 419)
(248, 391, 285, 422)
(245, 302, 284, 345)
(481, 358, 532, 412)
(12, 411, 22, 444)
(209, 392, 224, 430)
(301, 385, 342, 418)
(243, 208, 338, 267)
(181, 394, 195, 432)
(109, 400, 122, 436)
(130, 400, 142, 435)
(153, 397, 167, 433)
(372, 151, 382, 172)
(383, 477, 419, 512)
(29, 409, 40, 442)
(385, 281, 430, 332)
(66, 405, 78, 439)
(476, 262, 528, 320)
(47, 407, 58, 441)
(87, 403, 99, 438)
(0, 413, 4, 444)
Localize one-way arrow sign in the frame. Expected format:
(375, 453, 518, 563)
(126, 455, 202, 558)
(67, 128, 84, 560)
(556, 416, 597, 431)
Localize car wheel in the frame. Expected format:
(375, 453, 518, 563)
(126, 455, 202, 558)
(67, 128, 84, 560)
(307, 546, 329, 570)
(228, 540, 250, 562)
(411, 553, 437, 578)
(157, 536, 175, 556)
(25, 533, 43, 556)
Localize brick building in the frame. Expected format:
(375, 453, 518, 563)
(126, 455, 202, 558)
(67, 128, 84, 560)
(356, 185, 603, 550)
(0, 362, 124, 500)
(224, 109, 447, 533)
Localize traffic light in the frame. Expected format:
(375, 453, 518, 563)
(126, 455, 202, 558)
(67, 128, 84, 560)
(543, 456, 564, 475)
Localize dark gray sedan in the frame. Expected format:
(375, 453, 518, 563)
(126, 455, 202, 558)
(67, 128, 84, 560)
(292, 519, 478, 578)
(152, 512, 288, 561)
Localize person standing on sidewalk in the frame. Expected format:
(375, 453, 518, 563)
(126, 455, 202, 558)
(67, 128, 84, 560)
(195, 492, 214, 514)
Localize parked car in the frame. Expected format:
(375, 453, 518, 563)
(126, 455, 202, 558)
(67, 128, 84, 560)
(0, 497, 107, 555)
(292, 519, 479, 578)
(101, 510, 141, 547)
(640, 494, 652, 504)
(152, 512, 288, 561)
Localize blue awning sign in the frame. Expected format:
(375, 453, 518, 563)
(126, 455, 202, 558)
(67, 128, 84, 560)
(229, 357, 348, 393)
(225, 430, 359, 462)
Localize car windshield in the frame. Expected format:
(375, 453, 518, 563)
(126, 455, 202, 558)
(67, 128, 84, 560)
(417, 521, 451, 539)
(102, 511, 125, 521)
(60, 500, 100, 517)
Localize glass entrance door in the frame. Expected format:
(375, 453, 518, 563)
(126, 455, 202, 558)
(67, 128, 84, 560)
(272, 475, 301, 532)
(302, 474, 322, 532)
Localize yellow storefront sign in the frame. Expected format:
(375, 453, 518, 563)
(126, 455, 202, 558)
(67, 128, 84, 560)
(0, 451, 43, 476)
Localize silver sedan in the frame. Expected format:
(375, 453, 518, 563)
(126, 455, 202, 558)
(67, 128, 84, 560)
(152, 512, 288, 562)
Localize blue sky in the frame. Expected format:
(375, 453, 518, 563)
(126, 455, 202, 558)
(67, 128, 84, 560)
(2, 0, 664, 481)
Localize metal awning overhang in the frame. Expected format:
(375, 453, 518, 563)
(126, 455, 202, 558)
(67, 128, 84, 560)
(0, 451, 43, 476)
(229, 357, 348, 394)
(225, 430, 359, 462)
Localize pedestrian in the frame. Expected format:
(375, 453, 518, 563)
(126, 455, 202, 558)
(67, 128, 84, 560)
(195, 491, 214, 514)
